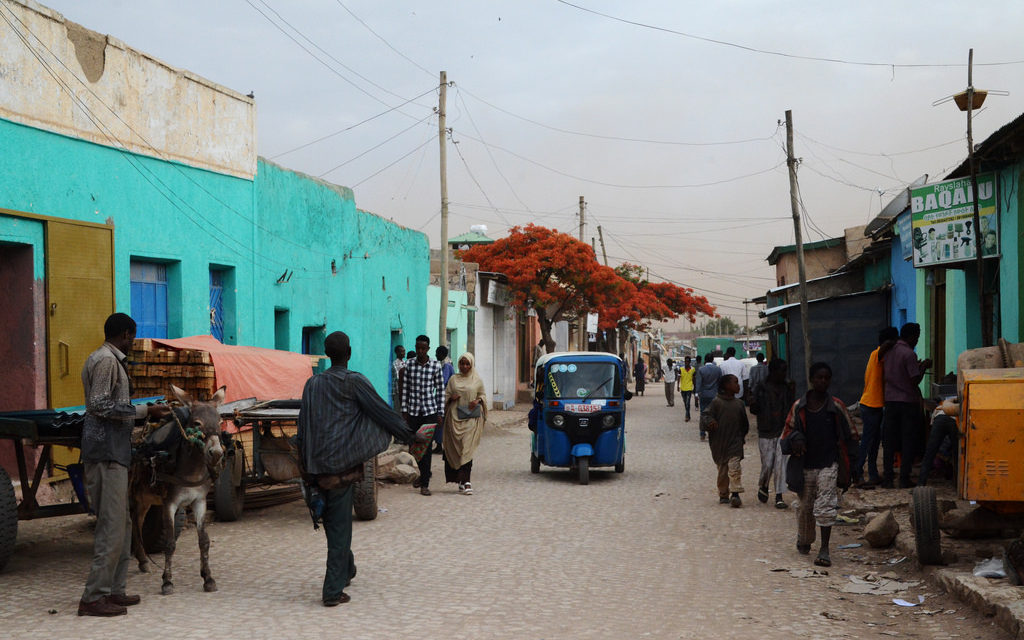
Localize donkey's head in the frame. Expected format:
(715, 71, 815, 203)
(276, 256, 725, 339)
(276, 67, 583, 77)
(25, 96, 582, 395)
(170, 385, 226, 467)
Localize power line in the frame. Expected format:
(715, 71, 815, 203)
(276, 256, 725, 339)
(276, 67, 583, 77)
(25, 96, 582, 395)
(449, 133, 516, 228)
(456, 130, 787, 189)
(554, 0, 1024, 69)
(351, 133, 439, 188)
(318, 113, 434, 178)
(796, 131, 964, 158)
(458, 85, 782, 147)
(333, 0, 434, 77)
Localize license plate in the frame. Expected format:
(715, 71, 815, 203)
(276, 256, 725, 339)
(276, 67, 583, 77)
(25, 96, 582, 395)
(578, 418, 589, 427)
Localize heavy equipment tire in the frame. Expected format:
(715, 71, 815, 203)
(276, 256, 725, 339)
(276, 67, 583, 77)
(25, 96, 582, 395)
(0, 467, 17, 572)
(353, 458, 378, 521)
(912, 486, 943, 565)
(530, 453, 540, 474)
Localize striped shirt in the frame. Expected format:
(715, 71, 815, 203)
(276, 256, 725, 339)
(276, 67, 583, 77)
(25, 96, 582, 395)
(401, 358, 444, 416)
(296, 365, 416, 475)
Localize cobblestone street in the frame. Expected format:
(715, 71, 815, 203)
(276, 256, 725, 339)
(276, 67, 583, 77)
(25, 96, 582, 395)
(0, 393, 1011, 639)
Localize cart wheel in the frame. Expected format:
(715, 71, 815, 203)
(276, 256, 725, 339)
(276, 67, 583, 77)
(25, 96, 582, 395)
(141, 506, 185, 554)
(214, 450, 245, 522)
(353, 457, 378, 521)
(0, 466, 17, 572)
(530, 453, 540, 474)
(577, 456, 590, 485)
(614, 459, 625, 473)
(912, 486, 943, 565)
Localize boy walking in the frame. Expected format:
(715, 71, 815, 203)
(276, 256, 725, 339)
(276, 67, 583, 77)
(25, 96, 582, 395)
(702, 374, 749, 507)
(750, 359, 795, 509)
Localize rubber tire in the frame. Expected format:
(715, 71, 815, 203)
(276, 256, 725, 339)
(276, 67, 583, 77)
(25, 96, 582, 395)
(577, 456, 590, 485)
(614, 459, 625, 473)
(353, 457, 378, 521)
(141, 506, 185, 555)
(0, 466, 17, 572)
(213, 450, 245, 522)
(530, 453, 540, 474)
(912, 486, 943, 565)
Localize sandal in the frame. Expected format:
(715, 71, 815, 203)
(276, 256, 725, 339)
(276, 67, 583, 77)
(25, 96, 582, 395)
(757, 486, 769, 504)
(814, 552, 832, 567)
(775, 497, 788, 509)
(463, 482, 473, 495)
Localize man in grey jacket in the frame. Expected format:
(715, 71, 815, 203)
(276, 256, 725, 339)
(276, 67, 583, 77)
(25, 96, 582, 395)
(296, 331, 428, 606)
(694, 354, 722, 441)
(79, 313, 169, 617)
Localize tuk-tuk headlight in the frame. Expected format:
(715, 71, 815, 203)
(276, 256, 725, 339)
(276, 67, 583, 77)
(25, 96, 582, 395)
(602, 414, 615, 427)
(551, 414, 565, 427)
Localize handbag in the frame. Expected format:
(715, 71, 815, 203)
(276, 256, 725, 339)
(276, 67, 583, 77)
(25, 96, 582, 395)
(785, 455, 805, 493)
(457, 404, 482, 419)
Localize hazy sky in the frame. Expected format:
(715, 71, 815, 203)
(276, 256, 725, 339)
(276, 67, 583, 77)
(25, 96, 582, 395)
(33, 0, 1024, 323)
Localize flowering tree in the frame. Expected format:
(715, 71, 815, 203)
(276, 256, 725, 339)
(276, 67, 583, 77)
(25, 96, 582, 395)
(460, 227, 716, 354)
(458, 224, 626, 352)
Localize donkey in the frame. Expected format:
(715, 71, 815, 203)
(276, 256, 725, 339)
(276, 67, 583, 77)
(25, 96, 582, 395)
(131, 385, 226, 595)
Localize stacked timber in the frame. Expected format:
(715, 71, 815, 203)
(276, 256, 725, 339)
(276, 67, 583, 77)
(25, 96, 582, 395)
(129, 338, 217, 401)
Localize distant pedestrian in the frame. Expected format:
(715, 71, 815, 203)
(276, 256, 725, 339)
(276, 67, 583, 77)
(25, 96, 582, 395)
(402, 335, 444, 496)
(750, 358, 795, 509)
(694, 354, 722, 441)
(391, 345, 406, 409)
(433, 346, 455, 452)
(678, 356, 696, 422)
(747, 353, 768, 402)
(780, 362, 858, 568)
(852, 327, 898, 487)
(633, 359, 647, 396)
(881, 323, 931, 489)
(296, 331, 428, 606)
(442, 352, 487, 495)
(702, 374, 749, 507)
(79, 313, 170, 617)
(663, 358, 677, 407)
(718, 347, 746, 399)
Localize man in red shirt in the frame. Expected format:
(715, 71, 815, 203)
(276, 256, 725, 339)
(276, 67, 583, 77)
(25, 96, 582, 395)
(881, 323, 932, 489)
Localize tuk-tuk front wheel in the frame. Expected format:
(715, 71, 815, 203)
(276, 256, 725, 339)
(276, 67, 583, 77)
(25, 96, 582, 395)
(614, 460, 624, 473)
(530, 453, 540, 474)
(577, 456, 590, 485)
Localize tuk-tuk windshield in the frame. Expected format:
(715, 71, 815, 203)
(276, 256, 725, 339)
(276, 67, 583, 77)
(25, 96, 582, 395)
(544, 361, 622, 400)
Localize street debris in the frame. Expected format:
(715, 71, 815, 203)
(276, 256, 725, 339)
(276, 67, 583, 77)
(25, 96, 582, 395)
(787, 568, 828, 578)
(864, 510, 899, 547)
(836, 572, 921, 595)
(820, 611, 846, 621)
(886, 556, 906, 565)
(893, 595, 926, 607)
(836, 514, 859, 524)
(837, 543, 863, 549)
(972, 557, 1007, 579)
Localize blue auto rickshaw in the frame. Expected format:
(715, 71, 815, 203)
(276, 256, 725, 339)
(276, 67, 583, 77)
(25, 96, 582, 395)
(530, 352, 627, 484)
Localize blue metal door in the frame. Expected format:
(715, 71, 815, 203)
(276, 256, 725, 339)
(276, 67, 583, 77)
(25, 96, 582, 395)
(130, 261, 168, 338)
(209, 270, 224, 342)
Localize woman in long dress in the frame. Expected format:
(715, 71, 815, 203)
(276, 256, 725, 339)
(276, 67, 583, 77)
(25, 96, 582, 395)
(442, 353, 488, 495)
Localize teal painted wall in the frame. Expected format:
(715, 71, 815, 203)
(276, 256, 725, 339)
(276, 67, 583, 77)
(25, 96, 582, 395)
(0, 119, 430, 397)
(426, 284, 468, 358)
(254, 160, 429, 393)
(0, 118, 256, 342)
(997, 169, 1022, 342)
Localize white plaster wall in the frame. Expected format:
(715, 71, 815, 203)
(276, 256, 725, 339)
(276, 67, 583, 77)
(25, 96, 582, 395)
(0, 1, 256, 178)
(474, 276, 518, 409)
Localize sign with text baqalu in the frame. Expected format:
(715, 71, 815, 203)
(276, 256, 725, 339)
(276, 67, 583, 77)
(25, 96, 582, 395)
(910, 174, 999, 268)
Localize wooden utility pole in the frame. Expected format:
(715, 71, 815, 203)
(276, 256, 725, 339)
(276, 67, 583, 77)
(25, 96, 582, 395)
(785, 110, 812, 384)
(438, 71, 449, 347)
(578, 196, 586, 351)
(597, 225, 608, 266)
(966, 49, 990, 347)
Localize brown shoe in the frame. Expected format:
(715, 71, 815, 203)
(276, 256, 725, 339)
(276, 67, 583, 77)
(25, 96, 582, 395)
(108, 593, 141, 606)
(419, 486, 431, 496)
(78, 597, 127, 617)
(323, 592, 351, 607)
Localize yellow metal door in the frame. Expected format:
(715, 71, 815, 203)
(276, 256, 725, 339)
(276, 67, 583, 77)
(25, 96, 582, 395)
(45, 221, 115, 408)
(961, 375, 1024, 502)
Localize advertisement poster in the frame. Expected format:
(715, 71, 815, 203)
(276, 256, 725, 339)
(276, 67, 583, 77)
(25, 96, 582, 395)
(910, 174, 998, 267)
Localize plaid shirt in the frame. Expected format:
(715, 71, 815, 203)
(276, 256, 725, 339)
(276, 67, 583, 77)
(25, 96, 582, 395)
(401, 358, 443, 417)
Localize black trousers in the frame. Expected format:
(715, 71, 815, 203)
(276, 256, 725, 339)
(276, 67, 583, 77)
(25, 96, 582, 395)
(407, 413, 440, 487)
(322, 484, 355, 600)
(882, 401, 920, 486)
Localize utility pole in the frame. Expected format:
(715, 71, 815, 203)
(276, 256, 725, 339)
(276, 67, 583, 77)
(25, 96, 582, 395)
(438, 71, 449, 348)
(578, 196, 586, 351)
(597, 225, 608, 266)
(966, 49, 990, 347)
(785, 110, 812, 384)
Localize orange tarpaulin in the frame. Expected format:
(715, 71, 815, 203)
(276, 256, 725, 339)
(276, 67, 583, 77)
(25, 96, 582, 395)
(150, 335, 312, 404)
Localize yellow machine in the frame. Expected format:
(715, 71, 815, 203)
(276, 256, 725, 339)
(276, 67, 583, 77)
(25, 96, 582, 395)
(958, 368, 1024, 511)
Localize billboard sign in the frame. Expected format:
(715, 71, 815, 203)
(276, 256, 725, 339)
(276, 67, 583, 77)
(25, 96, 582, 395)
(910, 174, 998, 267)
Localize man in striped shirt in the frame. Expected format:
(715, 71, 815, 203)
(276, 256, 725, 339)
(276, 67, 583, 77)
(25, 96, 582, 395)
(402, 334, 444, 496)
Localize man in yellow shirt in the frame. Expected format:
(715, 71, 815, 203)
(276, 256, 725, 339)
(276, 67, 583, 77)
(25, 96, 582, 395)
(853, 327, 898, 486)
(678, 356, 697, 422)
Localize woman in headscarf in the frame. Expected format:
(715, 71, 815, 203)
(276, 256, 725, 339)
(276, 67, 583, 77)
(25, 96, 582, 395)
(442, 352, 488, 495)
